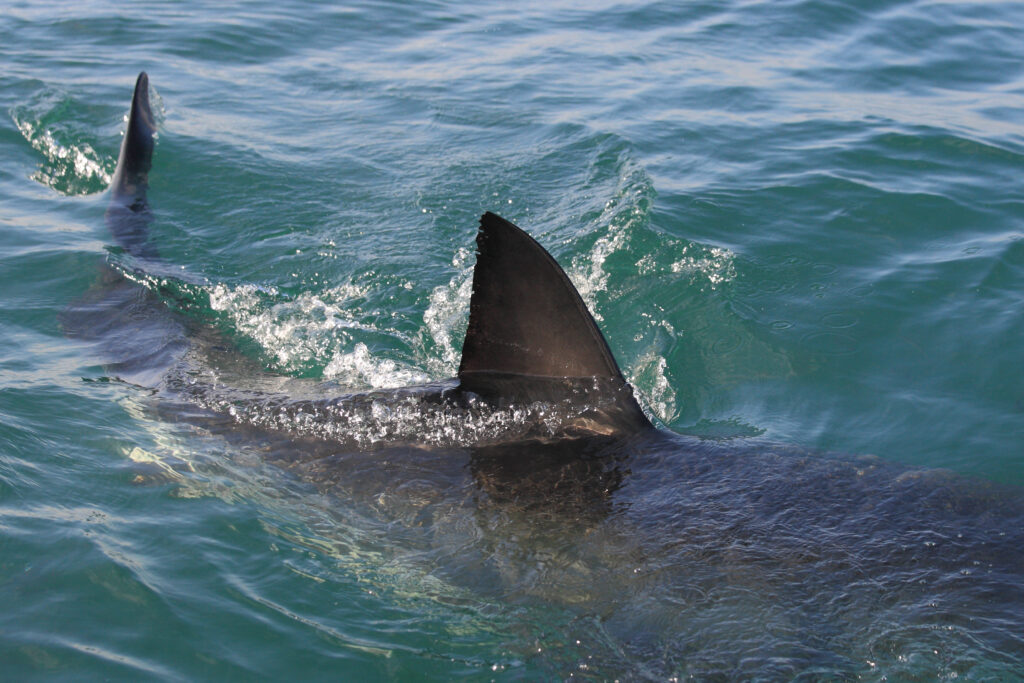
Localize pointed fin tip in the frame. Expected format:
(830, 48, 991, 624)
(128, 71, 156, 141)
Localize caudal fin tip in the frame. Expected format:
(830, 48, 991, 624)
(125, 72, 157, 144)
(133, 72, 150, 107)
(110, 71, 157, 204)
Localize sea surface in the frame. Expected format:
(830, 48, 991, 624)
(2, 0, 1023, 680)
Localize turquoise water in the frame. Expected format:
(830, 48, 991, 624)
(3, 0, 1023, 679)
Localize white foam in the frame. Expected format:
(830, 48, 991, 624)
(629, 352, 677, 424)
(208, 281, 374, 372)
(323, 342, 430, 389)
(422, 247, 473, 376)
(670, 244, 736, 290)
(568, 220, 630, 322)
(205, 279, 437, 390)
(566, 163, 654, 318)
(13, 116, 111, 193)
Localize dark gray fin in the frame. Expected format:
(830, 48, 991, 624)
(107, 72, 158, 259)
(459, 212, 624, 379)
(458, 213, 651, 432)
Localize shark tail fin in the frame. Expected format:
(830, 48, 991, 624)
(108, 72, 158, 258)
(458, 212, 651, 433)
(111, 72, 156, 204)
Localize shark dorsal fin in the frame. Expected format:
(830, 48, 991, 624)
(111, 72, 157, 205)
(458, 212, 626, 381)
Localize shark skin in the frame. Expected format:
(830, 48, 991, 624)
(64, 73, 1024, 678)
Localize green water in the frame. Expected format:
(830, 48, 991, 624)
(2, 1, 1023, 679)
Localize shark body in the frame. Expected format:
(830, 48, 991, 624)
(61, 73, 1024, 678)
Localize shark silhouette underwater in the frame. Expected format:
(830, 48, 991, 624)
(64, 73, 1024, 678)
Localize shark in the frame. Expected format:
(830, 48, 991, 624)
(64, 72, 1024, 679)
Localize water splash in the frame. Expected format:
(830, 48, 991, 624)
(629, 351, 678, 423)
(12, 108, 112, 195)
(323, 342, 430, 389)
(568, 220, 630, 322)
(11, 78, 169, 196)
(422, 246, 473, 375)
(634, 239, 737, 295)
(568, 162, 654, 318)
(206, 281, 373, 371)
(669, 244, 736, 291)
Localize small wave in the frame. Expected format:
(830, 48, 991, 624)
(633, 235, 736, 292)
(568, 159, 654, 318)
(422, 246, 473, 376)
(12, 106, 112, 195)
(323, 342, 430, 389)
(569, 220, 630, 322)
(207, 281, 379, 374)
(11, 78, 169, 197)
(669, 243, 736, 290)
(629, 351, 677, 423)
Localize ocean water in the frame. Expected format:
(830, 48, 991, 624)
(2, 0, 1023, 679)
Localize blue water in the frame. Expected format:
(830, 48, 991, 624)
(2, 1, 1023, 679)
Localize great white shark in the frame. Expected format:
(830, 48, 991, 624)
(65, 72, 1024, 679)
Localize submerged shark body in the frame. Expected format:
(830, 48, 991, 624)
(65, 73, 1024, 678)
